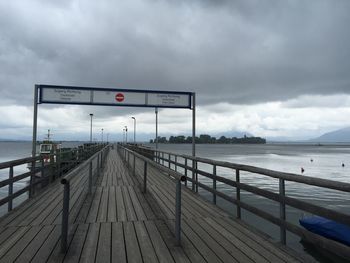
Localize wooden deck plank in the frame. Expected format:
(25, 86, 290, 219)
(14, 225, 54, 263)
(79, 223, 100, 263)
(144, 220, 175, 263)
(122, 186, 137, 221)
(194, 217, 255, 263)
(86, 187, 103, 223)
(1, 225, 41, 262)
(116, 186, 127, 221)
(31, 225, 60, 263)
(96, 222, 111, 263)
(128, 186, 147, 221)
(96, 187, 109, 222)
(0, 226, 29, 259)
(64, 223, 89, 263)
(111, 222, 127, 263)
(134, 221, 159, 263)
(107, 186, 117, 222)
(123, 222, 143, 263)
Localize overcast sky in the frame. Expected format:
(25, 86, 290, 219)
(1, 0, 350, 141)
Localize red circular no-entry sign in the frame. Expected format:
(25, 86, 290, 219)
(115, 93, 124, 102)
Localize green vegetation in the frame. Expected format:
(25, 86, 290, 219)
(149, 134, 266, 144)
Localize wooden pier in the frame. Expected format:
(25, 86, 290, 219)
(0, 146, 310, 262)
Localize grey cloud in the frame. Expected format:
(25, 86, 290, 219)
(1, 0, 350, 112)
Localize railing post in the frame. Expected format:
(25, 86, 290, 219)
(279, 178, 286, 244)
(175, 179, 182, 246)
(184, 158, 188, 187)
(191, 160, 195, 192)
(30, 158, 36, 197)
(50, 154, 55, 182)
(213, 164, 216, 204)
(195, 161, 198, 193)
(89, 161, 93, 194)
(133, 154, 136, 176)
(8, 166, 13, 212)
(236, 169, 241, 219)
(57, 151, 62, 177)
(61, 181, 70, 253)
(162, 152, 164, 165)
(175, 156, 177, 172)
(143, 161, 147, 193)
(168, 154, 171, 169)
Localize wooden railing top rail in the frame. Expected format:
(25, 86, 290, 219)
(137, 146, 350, 193)
(61, 145, 109, 184)
(0, 156, 41, 169)
(121, 145, 186, 182)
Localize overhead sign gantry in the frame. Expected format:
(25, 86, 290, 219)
(32, 84, 196, 157)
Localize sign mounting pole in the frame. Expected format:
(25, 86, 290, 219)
(192, 93, 196, 157)
(32, 85, 39, 158)
(155, 107, 158, 150)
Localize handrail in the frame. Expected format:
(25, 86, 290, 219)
(132, 145, 350, 259)
(60, 144, 110, 252)
(0, 143, 106, 215)
(118, 144, 185, 246)
(136, 146, 350, 192)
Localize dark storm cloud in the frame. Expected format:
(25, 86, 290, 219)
(1, 0, 350, 111)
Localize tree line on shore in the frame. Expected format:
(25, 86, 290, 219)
(149, 134, 266, 144)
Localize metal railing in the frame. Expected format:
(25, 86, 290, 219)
(60, 144, 110, 252)
(0, 144, 105, 216)
(133, 145, 350, 259)
(117, 144, 186, 246)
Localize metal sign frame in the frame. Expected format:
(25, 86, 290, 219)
(38, 84, 192, 109)
(32, 84, 196, 158)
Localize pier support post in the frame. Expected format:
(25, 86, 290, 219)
(175, 180, 182, 246)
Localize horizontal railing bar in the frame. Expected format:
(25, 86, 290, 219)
(61, 146, 107, 184)
(122, 146, 186, 182)
(0, 156, 41, 169)
(140, 146, 350, 192)
(0, 185, 31, 207)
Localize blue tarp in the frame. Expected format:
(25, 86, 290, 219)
(299, 216, 350, 246)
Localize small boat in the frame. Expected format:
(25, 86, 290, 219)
(299, 216, 350, 246)
(28, 129, 61, 170)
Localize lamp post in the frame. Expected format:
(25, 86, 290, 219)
(123, 128, 125, 143)
(101, 128, 104, 143)
(89, 114, 93, 142)
(131, 117, 136, 143)
(107, 133, 109, 143)
(124, 126, 128, 143)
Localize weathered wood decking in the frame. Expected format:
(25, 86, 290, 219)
(0, 148, 307, 262)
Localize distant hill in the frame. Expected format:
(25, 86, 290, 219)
(310, 127, 350, 143)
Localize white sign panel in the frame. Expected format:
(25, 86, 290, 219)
(93, 90, 146, 105)
(41, 88, 91, 103)
(148, 93, 190, 107)
(39, 85, 192, 108)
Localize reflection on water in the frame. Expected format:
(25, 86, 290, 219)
(155, 143, 350, 262)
